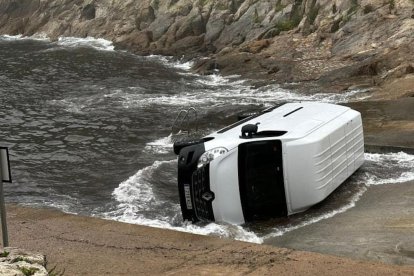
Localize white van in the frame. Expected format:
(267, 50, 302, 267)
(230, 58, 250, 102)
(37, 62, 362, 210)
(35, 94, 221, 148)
(173, 102, 364, 224)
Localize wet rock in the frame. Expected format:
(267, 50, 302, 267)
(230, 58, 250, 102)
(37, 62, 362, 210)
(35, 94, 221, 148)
(170, 34, 205, 54)
(136, 5, 155, 30)
(205, 10, 230, 44)
(175, 10, 205, 40)
(240, 39, 270, 53)
(81, 4, 95, 20)
(148, 13, 175, 41)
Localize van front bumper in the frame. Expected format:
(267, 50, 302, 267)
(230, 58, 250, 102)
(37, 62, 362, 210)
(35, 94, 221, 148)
(177, 143, 215, 222)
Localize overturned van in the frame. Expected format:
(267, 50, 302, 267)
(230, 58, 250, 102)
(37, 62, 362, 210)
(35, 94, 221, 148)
(173, 102, 364, 224)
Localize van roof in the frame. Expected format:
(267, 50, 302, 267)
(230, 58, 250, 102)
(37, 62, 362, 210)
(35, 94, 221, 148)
(206, 102, 352, 149)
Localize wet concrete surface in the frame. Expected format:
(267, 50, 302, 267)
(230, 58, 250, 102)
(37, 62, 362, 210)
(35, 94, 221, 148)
(6, 204, 414, 275)
(347, 98, 414, 148)
(268, 180, 414, 265)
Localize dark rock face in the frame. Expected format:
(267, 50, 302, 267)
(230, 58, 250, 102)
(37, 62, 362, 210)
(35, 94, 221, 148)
(0, 0, 413, 93)
(81, 4, 96, 20)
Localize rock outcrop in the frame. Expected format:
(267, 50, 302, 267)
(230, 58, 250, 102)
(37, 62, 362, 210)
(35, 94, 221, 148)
(0, 0, 414, 95)
(0, 247, 48, 276)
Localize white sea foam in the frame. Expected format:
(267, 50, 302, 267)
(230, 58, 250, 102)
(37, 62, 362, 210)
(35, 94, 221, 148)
(193, 73, 371, 103)
(108, 159, 262, 243)
(361, 152, 414, 186)
(104, 204, 263, 243)
(120, 93, 209, 108)
(144, 134, 174, 154)
(146, 55, 194, 71)
(117, 79, 370, 109)
(191, 74, 371, 106)
(0, 34, 24, 40)
(0, 33, 50, 41)
(57, 36, 114, 51)
(263, 186, 368, 239)
(104, 210, 263, 243)
(112, 160, 172, 205)
(0, 34, 114, 51)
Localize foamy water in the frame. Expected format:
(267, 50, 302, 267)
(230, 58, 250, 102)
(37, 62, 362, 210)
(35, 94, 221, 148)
(107, 149, 414, 243)
(144, 135, 174, 154)
(4, 34, 372, 112)
(0, 34, 115, 51)
(57, 36, 115, 51)
(116, 74, 371, 109)
(0, 33, 50, 41)
(105, 159, 262, 243)
(147, 55, 194, 70)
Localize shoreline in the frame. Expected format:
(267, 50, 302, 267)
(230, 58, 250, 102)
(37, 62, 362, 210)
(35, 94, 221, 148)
(5, 204, 414, 275)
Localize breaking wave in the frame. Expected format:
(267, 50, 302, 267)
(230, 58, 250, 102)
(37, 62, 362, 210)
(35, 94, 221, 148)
(0, 33, 50, 41)
(0, 34, 114, 51)
(56, 36, 114, 51)
(112, 77, 371, 109)
(144, 135, 174, 155)
(104, 159, 262, 243)
(147, 55, 194, 70)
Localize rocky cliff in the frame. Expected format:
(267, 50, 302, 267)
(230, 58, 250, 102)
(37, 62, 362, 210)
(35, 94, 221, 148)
(1, 0, 414, 95)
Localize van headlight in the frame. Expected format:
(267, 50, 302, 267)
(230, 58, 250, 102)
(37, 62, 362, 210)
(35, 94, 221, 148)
(197, 147, 228, 168)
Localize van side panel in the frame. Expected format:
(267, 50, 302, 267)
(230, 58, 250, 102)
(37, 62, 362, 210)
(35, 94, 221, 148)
(284, 131, 332, 214)
(346, 113, 365, 173)
(284, 110, 364, 214)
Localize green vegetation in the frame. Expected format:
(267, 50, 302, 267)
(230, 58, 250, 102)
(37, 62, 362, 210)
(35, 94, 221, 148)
(274, 17, 301, 32)
(389, 0, 395, 11)
(0, 250, 9, 257)
(19, 267, 39, 276)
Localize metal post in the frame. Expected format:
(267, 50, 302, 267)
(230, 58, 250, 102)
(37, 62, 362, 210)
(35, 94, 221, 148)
(0, 154, 8, 247)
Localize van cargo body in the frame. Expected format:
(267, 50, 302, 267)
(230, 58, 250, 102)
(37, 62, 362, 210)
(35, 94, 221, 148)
(174, 102, 364, 224)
